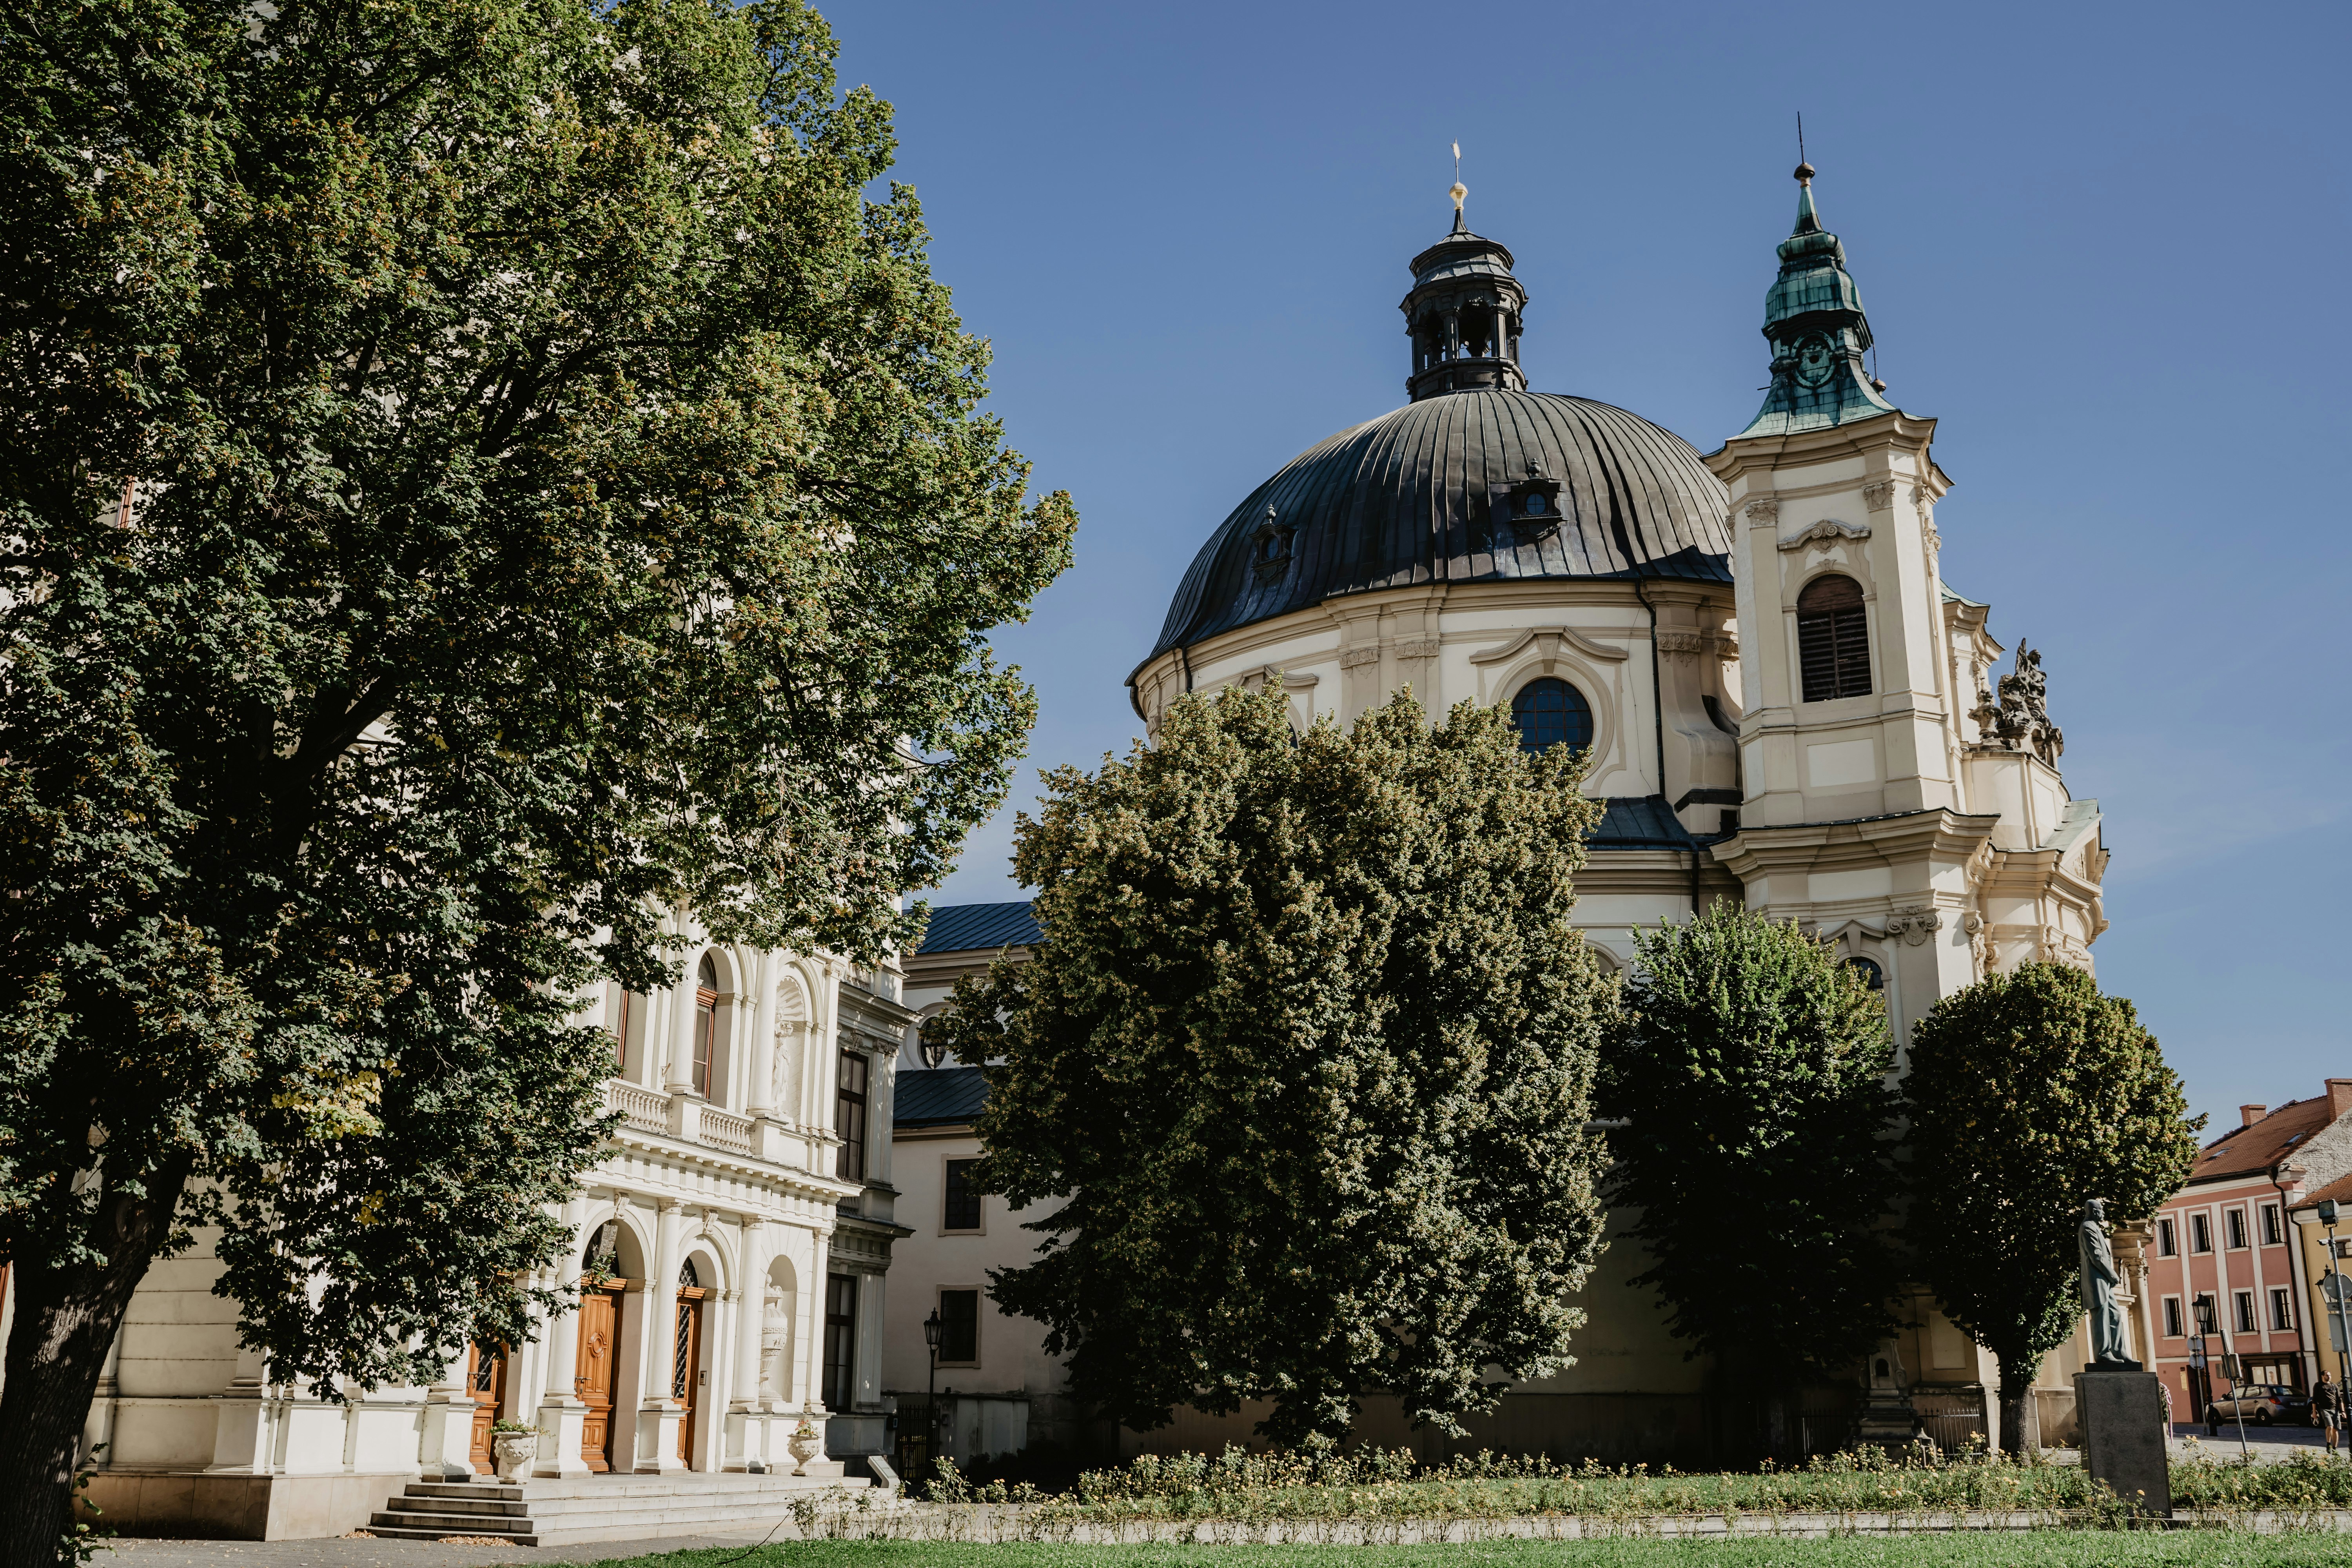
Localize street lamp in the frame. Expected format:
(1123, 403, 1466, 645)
(922, 1308, 943, 1479)
(2193, 1293, 2250, 1457)
(2320, 1199, 2351, 1391)
(919, 1022, 947, 1072)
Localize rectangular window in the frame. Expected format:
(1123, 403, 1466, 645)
(2191, 1213, 2212, 1254)
(2270, 1287, 2294, 1332)
(835, 1053, 869, 1183)
(943, 1159, 983, 1232)
(2163, 1296, 2183, 1339)
(822, 1274, 857, 1409)
(1795, 576, 1871, 702)
(938, 1288, 980, 1365)
(2234, 1290, 2257, 1334)
(2158, 1218, 2177, 1257)
(2262, 1204, 2283, 1246)
(2227, 1208, 2248, 1250)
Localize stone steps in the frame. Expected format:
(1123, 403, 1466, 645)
(367, 1471, 873, 1546)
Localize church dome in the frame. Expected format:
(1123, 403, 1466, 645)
(1146, 388, 1733, 665)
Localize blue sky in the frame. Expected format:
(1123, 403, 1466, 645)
(830, 0, 2351, 1136)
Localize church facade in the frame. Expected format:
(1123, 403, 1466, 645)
(1115, 166, 2119, 1457)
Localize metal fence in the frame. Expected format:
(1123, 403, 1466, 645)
(1911, 1388, 1989, 1455)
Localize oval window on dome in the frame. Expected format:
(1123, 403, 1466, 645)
(1511, 678, 1593, 754)
(1524, 494, 1546, 516)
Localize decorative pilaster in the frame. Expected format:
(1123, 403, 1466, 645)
(635, 1199, 688, 1473)
(535, 1199, 593, 1478)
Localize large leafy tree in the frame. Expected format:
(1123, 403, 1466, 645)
(1904, 961, 2200, 1456)
(935, 686, 1615, 1446)
(0, 0, 1073, 1551)
(1602, 906, 1900, 1457)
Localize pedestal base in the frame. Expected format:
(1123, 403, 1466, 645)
(2075, 1369, 2171, 1517)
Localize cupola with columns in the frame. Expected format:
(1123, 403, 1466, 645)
(1401, 184, 1528, 401)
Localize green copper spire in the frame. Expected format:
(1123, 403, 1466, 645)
(1736, 163, 1895, 438)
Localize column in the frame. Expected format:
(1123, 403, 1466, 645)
(802, 1227, 833, 1413)
(535, 1198, 593, 1477)
(748, 953, 779, 1119)
(419, 1339, 478, 1481)
(664, 960, 699, 1093)
(635, 1200, 687, 1472)
(727, 1219, 768, 1470)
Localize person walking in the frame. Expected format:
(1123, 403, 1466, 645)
(2318, 1373, 2342, 1454)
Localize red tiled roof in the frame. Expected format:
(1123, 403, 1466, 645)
(2187, 1096, 2337, 1186)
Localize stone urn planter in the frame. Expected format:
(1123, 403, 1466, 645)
(786, 1421, 824, 1476)
(490, 1428, 540, 1483)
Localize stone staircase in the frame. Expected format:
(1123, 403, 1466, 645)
(366, 1471, 874, 1546)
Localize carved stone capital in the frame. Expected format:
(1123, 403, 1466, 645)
(1655, 630, 1706, 661)
(1863, 480, 1896, 512)
(1394, 637, 1441, 660)
(1885, 907, 1945, 946)
(1338, 647, 1380, 670)
(1742, 497, 1780, 525)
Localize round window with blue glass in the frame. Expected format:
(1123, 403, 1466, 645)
(1524, 493, 1546, 516)
(1511, 677, 1593, 753)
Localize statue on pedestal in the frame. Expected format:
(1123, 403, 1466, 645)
(2080, 1198, 2140, 1370)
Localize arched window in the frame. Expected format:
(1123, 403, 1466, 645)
(1796, 575, 1871, 701)
(1512, 678, 1593, 753)
(693, 955, 718, 1098)
(1845, 956, 1884, 991)
(679, 1258, 701, 1288)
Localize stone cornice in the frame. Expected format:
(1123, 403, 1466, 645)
(1707, 807, 2001, 884)
(1705, 410, 1951, 493)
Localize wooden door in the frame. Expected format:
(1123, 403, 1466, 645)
(575, 1284, 626, 1472)
(672, 1285, 706, 1466)
(465, 1342, 509, 1474)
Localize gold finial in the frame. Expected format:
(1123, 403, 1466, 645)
(1450, 142, 1466, 211)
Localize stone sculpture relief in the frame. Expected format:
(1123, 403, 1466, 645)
(1972, 641, 2064, 765)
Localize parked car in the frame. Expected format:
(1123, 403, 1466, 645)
(2204, 1385, 2312, 1427)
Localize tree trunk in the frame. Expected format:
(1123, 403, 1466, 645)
(0, 1167, 187, 1568)
(1996, 1352, 2038, 1459)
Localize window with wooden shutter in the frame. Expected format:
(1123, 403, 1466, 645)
(1795, 574, 1871, 701)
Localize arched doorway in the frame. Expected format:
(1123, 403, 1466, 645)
(673, 1259, 709, 1466)
(576, 1223, 633, 1472)
(465, 1340, 509, 1474)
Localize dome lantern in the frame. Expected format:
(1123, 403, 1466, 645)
(1400, 189, 1528, 402)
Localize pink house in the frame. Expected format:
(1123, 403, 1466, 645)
(2146, 1082, 2352, 1425)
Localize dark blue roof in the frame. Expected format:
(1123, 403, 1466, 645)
(894, 1065, 988, 1128)
(1588, 796, 1702, 850)
(1145, 392, 1733, 669)
(915, 901, 1041, 956)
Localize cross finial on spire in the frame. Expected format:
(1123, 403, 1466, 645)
(1449, 142, 1468, 230)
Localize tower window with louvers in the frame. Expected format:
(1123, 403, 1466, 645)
(1795, 574, 1871, 702)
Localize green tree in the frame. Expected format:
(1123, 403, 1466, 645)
(935, 686, 1614, 1446)
(0, 0, 1073, 1551)
(1904, 961, 2201, 1456)
(1602, 906, 1900, 1457)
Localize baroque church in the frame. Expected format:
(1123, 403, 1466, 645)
(1101, 163, 2115, 1457)
(1135, 164, 2100, 1063)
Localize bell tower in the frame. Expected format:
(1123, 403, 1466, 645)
(1707, 163, 1984, 1043)
(1400, 184, 1528, 401)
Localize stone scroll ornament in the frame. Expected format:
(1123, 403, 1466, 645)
(2079, 1199, 2140, 1370)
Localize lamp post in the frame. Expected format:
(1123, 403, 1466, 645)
(922, 1307, 942, 1481)
(2321, 1200, 2352, 1390)
(2195, 1295, 2250, 1458)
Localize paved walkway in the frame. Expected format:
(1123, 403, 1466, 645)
(2169, 1420, 2346, 1463)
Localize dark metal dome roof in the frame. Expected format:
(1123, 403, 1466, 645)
(1145, 390, 1733, 665)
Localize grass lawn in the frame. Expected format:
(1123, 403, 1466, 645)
(570, 1536, 2351, 1568)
